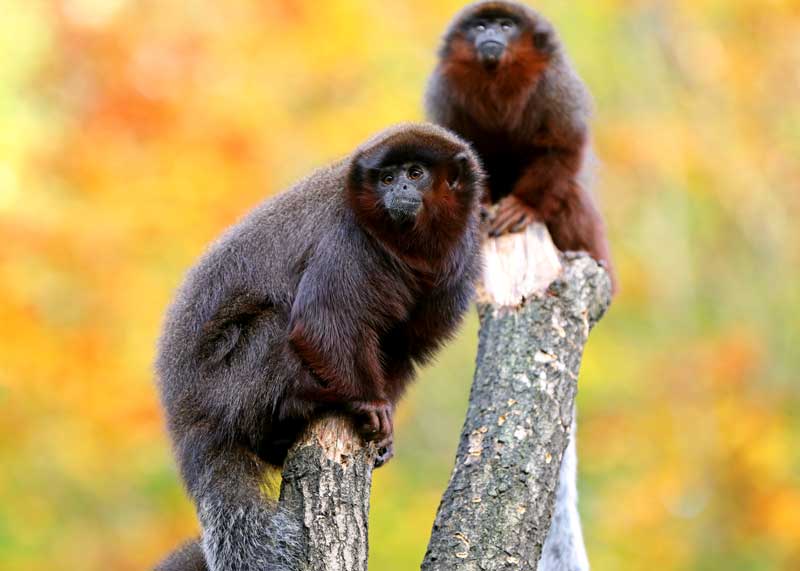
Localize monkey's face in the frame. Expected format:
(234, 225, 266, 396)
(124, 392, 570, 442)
(377, 162, 431, 223)
(444, 5, 557, 76)
(347, 127, 480, 247)
(461, 11, 521, 69)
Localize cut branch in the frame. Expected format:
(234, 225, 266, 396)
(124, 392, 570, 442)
(421, 223, 611, 570)
(279, 416, 376, 571)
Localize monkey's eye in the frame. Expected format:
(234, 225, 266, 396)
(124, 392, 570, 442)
(475, 22, 486, 32)
(381, 173, 395, 185)
(407, 165, 424, 180)
(500, 20, 513, 31)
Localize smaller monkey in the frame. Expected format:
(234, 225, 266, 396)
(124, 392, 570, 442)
(427, 4, 606, 571)
(426, 1, 615, 287)
(154, 123, 484, 571)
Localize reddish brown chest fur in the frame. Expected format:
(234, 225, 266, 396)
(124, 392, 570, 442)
(442, 36, 547, 131)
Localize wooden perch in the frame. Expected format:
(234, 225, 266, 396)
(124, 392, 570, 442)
(278, 416, 376, 571)
(421, 223, 611, 570)
(278, 223, 610, 570)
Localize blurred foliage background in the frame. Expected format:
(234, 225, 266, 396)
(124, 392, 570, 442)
(1, 0, 799, 569)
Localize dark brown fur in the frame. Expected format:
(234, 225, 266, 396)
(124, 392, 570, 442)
(426, 1, 615, 287)
(154, 123, 483, 570)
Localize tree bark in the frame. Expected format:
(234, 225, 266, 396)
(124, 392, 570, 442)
(279, 416, 377, 571)
(421, 224, 611, 570)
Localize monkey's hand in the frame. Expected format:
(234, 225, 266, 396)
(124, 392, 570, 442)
(347, 400, 394, 467)
(487, 194, 540, 237)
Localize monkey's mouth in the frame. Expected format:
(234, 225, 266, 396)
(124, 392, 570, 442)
(477, 41, 505, 68)
(385, 196, 423, 222)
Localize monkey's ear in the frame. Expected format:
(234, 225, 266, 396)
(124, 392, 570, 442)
(532, 23, 556, 55)
(446, 151, 470, 190)
(349, 152, 377, 190)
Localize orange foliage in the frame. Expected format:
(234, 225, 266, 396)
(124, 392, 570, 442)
(1, 1, 799, 570)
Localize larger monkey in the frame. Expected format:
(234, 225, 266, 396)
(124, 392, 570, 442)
(155, 123, 484, 571)
(426, 0, 614, 289)
(427, 3, 604, 570)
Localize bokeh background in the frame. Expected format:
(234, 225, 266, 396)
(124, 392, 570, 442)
(2, 0, 799, 569)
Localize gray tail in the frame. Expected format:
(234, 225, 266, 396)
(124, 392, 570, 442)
(160, 439, 303, 571)
(537, 421, 590, 571)
(155, 503, 302, 571)
(198, 500, 302, 571)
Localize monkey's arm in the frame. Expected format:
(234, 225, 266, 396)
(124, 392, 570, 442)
(488, 120, 586, 234)
(289, 274, 383, 401)
(489, 128, 613, 279)
(288, 243, 393, 448)
(288, 229, 390, 391)
(489, 58, 613, 274)
(490, 157, 614, 289)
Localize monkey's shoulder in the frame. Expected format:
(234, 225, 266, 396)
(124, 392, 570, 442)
(166, 161, 355, 322)
(239, 159, 351, 237)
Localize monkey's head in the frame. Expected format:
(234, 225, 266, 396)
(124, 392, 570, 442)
(439, 1, 557, 74)
(347, 123, 483, 257)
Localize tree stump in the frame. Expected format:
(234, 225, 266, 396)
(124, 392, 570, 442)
(279, 416, 377, 571)
(421, 223, 611, 570)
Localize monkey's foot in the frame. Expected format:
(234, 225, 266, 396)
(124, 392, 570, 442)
(488, 195, 540, 237)
(347, 400, 394, 463)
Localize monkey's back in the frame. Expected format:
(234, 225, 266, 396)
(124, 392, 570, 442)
(155, 159, 352, 450)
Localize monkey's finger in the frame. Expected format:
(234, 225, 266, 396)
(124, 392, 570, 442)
(510, 212, 537, 233)
(385, 408, 394, 437)
(377, 407, 393, 440)
(489, 210, 525, 236)
(360, 410, 381, 437)
(369, 410, 382, 434)
(501, 214, 527, 235)
(492, 198, 525, 223)
(493, 198, 516, 217)
(487, 207, 517, 234)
